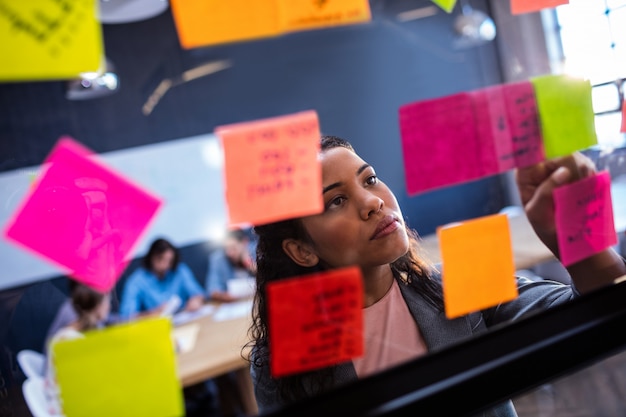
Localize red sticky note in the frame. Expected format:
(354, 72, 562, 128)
(511, 0, 569, 15)
(3, 137, 163, 292)
(554, 171, 618, 266)
(438, 213, 518, 319)
(621, 101, 626, 133)
(501, 80, 546, 168)
(399, 93, 483, 195)
(470, 85, 515, 174)
(217, 110, 323, 226)
(267, 267, 364, 378)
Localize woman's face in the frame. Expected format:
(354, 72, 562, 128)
(152, 248, 175, 276)
(299, 147, 409, 269)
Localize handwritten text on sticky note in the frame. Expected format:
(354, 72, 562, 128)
(554, 171, 617, 266)
(3, 137, 163, 292)
(438, 213, 518, 319)
(0, 0, 103, 80)
(217, 110, 323, 226)
(267, 266, 363, 377)
(278, 0, 371, 32)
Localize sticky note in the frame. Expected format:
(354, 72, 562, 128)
(0, 0, 103, 80)
(3, 137, 162, 292)
(531, 75, 597, 158)
(511, 0, 569, 15)
(399, 93, 483, 195)
(501, 80, 546, 168)
(431, 0, 458, 13)
(267, 266, 363, 377)
(53, 317, 183, 417)
(620, 101, 626, 133)
(470, 85, 515, 174)
(438, 213, 518, 319)
(169, 0, 280, 49)
(554, 171, 617, 266)
(217, 110, 323, 226)
(278, 0, 371, 33)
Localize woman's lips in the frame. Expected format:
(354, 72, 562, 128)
(371, 215, 400, 240)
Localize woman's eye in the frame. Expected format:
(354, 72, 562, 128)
(327, 196, 345, 208)
(365, 175, 378, 186)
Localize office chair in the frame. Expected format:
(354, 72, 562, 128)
(17, 350, 46, 379)
(22, 377, 55, 417)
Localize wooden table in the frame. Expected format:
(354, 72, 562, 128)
(174, 302, 258, 415)
(418, 212, 556, 271)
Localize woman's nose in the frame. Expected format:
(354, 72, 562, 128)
(359, 192, 383, 220)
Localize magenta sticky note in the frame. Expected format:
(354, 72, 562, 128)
(470, 85, 515, 174)
(3, 137, 163, 291)
(554, 171, 618, 266)
(399, 93, 483, 195)
(502, 81, 546, 168)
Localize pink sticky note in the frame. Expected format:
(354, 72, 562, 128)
(554, 171, 618, 266)
(399, 93, 483, 195)
(470, 85, 515, 175)
(502, 81, 546, 168)
(4, 137, 163, 291)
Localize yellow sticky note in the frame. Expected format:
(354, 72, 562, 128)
(278, 0, 371, 33)
(438, 213, 518, 319)
(0, 0, 103, 81)
(531, 74, 597, 158)
(431, 0, 458, 13)
(53, 318, 184, 417)
(169, 0, 281, 49)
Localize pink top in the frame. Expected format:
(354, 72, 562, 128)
(353, 279, 428, 378)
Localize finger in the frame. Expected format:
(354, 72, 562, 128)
(529, 166, 572, 208)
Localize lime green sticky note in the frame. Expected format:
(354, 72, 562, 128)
(53, 317, 184, 417)
(0, 0, 103, 81)
(431, 0, 458, 13)
(531, 75, 598, 159)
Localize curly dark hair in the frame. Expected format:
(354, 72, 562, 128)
(245, 135, 443, 405)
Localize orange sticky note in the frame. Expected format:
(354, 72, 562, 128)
(278, 0, 371, 33)
(267, 266, 364, 378)
(621, 101, 626, 133)
(169, 0, 281, 49)
(438, 213, 518, 319)
(217, 110, 323, 226)
(511, 0, 569, 15)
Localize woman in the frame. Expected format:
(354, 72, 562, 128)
(119, 238, 204, 319)
(247, 136, 626, 414)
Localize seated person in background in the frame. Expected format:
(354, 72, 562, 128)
(119, 238, 204, 319)
(206, 228, 257, 302)
(45, 281, 111, 416)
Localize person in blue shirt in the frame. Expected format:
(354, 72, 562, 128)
(119, 238, 204, 319)
(206, 228, 257, 302)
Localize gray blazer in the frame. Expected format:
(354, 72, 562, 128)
(251, 275, 577, 416)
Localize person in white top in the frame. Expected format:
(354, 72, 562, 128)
(44, 280, 111, 416)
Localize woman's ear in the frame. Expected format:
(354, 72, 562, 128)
(282, 239, 319, 267)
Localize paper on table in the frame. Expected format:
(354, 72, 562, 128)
(438, 213, 518, 319)
(0, 0, 103, 80)
(173, 323, 201, 354)
(3, 137, 163, 292)
(554, 171, 617, 266)
(431, 0, 458, 13)
(213, 300, 253, 322)
(172, 304, 216, 326)
(53, 317, 183, 417)
(217, 110, 323, 226)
